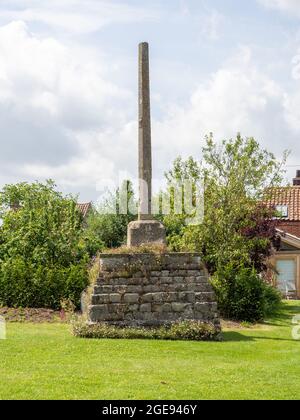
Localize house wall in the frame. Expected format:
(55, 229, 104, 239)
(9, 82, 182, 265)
(277, 221, 300, 238)
(270, 251, 300, 299)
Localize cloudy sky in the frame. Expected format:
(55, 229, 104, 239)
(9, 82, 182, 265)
(0, 0, 300, 201)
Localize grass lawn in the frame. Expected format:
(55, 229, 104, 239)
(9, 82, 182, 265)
(0, 301, 300, 400)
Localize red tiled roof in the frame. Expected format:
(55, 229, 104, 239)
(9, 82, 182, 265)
(76, 203, 92, 218)
(267, 187, 300, 221)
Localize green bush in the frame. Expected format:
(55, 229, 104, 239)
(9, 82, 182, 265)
(262, 282, 282, 317)
(212, 265, 281, 322)
(0, 181, 94, 309)
(72, 319, 222, 341)
(84, 180, 136, 249)
(0, 257, 88, 309)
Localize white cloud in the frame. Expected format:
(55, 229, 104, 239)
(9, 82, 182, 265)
(177, 2, 225, 41)
(0, 0, 159, 34)
(153, 46, 297, 178)
(0, 21, 136, 198)
(0, 15, 299, 200)
(258, 0, 300, 17)
(284, 91, 300, 131)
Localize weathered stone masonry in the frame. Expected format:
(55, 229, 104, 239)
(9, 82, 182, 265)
(88, 253, 220, 328)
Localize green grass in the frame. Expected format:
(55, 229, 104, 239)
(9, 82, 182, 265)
(1, 301, 300, 400)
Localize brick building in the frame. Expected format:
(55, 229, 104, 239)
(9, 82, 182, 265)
(268, 171, 300, 299)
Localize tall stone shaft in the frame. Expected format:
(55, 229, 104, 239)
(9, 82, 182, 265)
(138, 42, 152, 219)
(127, 42, 166, 247)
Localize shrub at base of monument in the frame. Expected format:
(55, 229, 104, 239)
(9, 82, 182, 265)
(72, 318, 222, 341)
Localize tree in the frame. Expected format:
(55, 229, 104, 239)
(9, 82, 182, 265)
(0, 180, 93, 308)
(161, 157, 203, 251)
(85, 180, 136, 249)
(163, 135, 286, 321)
(166, 134, 286, 274)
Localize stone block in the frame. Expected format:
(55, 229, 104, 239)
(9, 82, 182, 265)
(194, 302, 211, 314)
(178, 292, 195, 303)
(109, 313, 125, 322)
(140, 303, 151, 312)
(109, 294, 121, 303)
(160, 276, 173, 284)
(142, 312, 156, 322)
(94, 285, 113, 294)
(195, 292, 215, 302)
(192, 284, 212, 293)
(141, 293, 153, 303)
(91, 295, 109, 305)
(165, 292, 178, 302)
(127, 220, 166, 247)
(107, 304, 126, 314)
(133, 271, 143, 278)
(185, 277, 196, 284)
(173, 277, 184, 284)
(207, 302, 218, 311)
(143, 285, 154, 293)
(126, 285, 143, 293)
(152, 292, 164, 302)
(113, 277, 130, 286)
(186, 264, 201, 270)
(172, 270, 188, 277)
(127, 304, 139, 312)
(172, 303, 188, 313)
(89, 305, 109, 322)
(123, 293, 139, 304)
(173, 284, 186, 292)
(152, 304, 164, 313)
(182, 303, 193, 314)
(195, 276, 208, 283)
(124, 313, 134, 321)
(151, 271, 161, 277)
(161, 303, 172, 313)
(112, 286, 126, 294)
(161, 270, 170, 277)
(100, 255, 129, 272)
(126, 277, 143, 286)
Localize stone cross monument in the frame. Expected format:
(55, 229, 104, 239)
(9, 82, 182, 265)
(127, 42, 166, 247)
(85, 43, 220, 334)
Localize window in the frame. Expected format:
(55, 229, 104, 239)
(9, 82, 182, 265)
(276, 260, 296, 293)
(275, 205, 288, 218)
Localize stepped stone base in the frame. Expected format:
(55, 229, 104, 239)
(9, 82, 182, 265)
(87, 253, 220, 329)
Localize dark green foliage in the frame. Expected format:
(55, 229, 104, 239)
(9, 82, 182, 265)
(86, 212, 132, 249)
(73, 319, 221, 341)
(0, 180, 93, 309)
(85, 180, 136, 249)
(212, 265, 281, 322)
(81, 229, 104, 257)
(161, 156, 202, 251)
(162, 135, 286, 321)
(0, 257, 87, 309)
(164, 135, 286, 273)
(262, 282, 283, 317)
